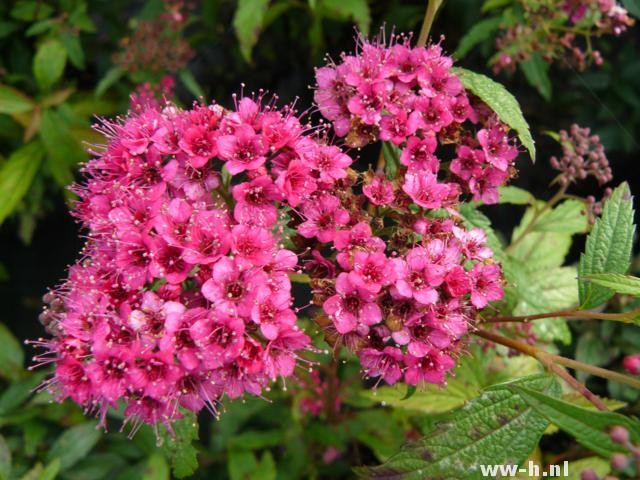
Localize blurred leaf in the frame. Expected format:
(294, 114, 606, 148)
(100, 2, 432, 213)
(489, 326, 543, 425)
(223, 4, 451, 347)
(227, 430, 286, 450)
(41, 87, 75, 108)
(579, 182, 635, 309)
(321, 0, 371, 34)
(25, 19, 55, 36)
(69, 4, 96, 32)
(60, 31, 85, 70)
(520, 53, 552, 101)
(0, 323, 25, 381)
(357, 375, 560, 479)
(46, 422, 102, 471)
(161, 412, 199, 478)
(142, 453, 170, 480)
(583, 273, 640, 297)
(482, 0, 512, 12)
(233, 0, 271, 62)
(39, 109, 85, 187)
(622, 0, 640, 18)
(0, 435, 10, 480)
(565, 457, 610, 480)
(454, 17, 502, 59)
(95, 67, 124, 97)
(0, 84, 35, 114)
(453, 67, 535, 160)
(349, 410, 405, 461)
(513, 385, 640, 458)
(63, 453, 127, 480)
(33, 39, 67, 91)
(228, 449, 257, 480)
(575, 331, 612, 381)
(38, 459, 61, 480)
(0, 141, 44, 225)
(0, 373, 45, 418)
(11, 1, 54, 21)
(498, 186, 534, 205)
(0, 21, 20, 39)
(178, 70, 205, 101)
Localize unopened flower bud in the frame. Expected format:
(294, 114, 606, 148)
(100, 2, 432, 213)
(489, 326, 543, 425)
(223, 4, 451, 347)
(609, 425, 630, 444)
(622, 355, 640, 375)
(610, 453, 628, 471)
(580, 469, 600, 480)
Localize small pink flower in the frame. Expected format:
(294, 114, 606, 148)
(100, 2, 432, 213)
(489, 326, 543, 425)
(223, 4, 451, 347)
(359, 346, 403, 384)
(469, 263, 504, 308)
(402, 170, 451, 209)
(323, 272, 382, 334)
(400, 135, 438, 172)
(179, 125, 218, 168)
(297, 194, 349, 242)
(217, 124, 268, 174)
(363, 174, 395, 206)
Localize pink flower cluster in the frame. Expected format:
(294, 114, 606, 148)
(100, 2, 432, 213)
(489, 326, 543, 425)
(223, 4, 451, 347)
(35, 95, 352, 429)
(314, 35, 519, 204)
(313, 217, 503, 386)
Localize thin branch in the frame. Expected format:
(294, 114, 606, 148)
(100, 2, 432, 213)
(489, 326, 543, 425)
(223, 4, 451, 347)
(475, 329, 640, 391)
(417, 0, 444, 47)
(484, 307, 640, 324)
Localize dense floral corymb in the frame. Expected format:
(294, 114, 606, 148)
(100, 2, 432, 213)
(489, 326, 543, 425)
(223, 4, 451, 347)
(34, 95, 344, 430)
(314, 34, 519, 205)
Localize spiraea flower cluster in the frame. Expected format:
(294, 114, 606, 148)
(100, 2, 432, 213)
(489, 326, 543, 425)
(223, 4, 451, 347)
(492, 0, 634, 73)
(305, 36, 507, 386)
(34, 94, 350, 430)
(314, 35, 519, 205)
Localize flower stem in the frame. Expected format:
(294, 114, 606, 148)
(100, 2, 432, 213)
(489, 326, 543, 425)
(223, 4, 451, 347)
(417, 0, 444, 47)
(484, 307, 640, 324)
(475, 329, 640, 390)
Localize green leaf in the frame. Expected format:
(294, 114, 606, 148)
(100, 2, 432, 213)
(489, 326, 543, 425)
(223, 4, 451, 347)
(578, 182, 636, 309)
(233, 0, 271, 62)
(227, 430, 285, 450)
(228, 449, 257, 480)
(0, 372, 46, 416)
(321, 0, 371, 34)
(95, 67, 124, 97)
(621, 0, 640, 18)
(46, 422, 101, 471)
(0, 323, 24, 381)
(161, 412, 199, 478)
(382, 141, 400, 180)
(0, 84, 35, 114)
(39, 459, 61, 480)
(453, 67, 535, 161)
(0, 21, 20, 39)
(178, 70, 205, 101)
(0, 434, 11, 480)
(519, 53, 552, 101)
(530, 200, 588, 234)
(69, 4, 96, 32)
(357, 375, 560, 479)
(481, 0, 512, 12)
(142, 453, 170, 480)
(0, 142, 44, 225)
(39, 109, 86, 187)
(511, 265, 577, 344)
(349, 410, 405, 461)
(33, 39, 67, 91)
(11, 1, 54, 21)
(454, 17, 502, 59)
(512, 385, 640, 458)
(60, 31, 85, 70)
(498, 186, 534, 205)
(584, 273, 640, 297)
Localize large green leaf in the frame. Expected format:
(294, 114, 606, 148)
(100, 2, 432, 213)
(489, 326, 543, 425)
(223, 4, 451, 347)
(454, 17, 503, 59)
(512, 385, 640, 458)
(33, 39, 67, 91)
(0, 142, 44, 225)
(453, 68, 535, 160)
(0, 84, 35, 114)
(233, 0, 270, 62)
(584, 273, 640, 297)
(0, 323, 24, 381)
(530, 200, 588, 234)
(46, 422, 102, 471)
(161, 412, 199, 478)
(578, 183, 636, 309)
(357, 375, 560, 479)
